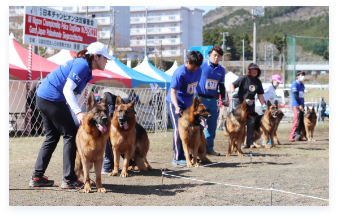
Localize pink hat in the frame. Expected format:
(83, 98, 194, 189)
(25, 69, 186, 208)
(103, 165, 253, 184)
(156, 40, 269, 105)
(271, 74, 283, 84)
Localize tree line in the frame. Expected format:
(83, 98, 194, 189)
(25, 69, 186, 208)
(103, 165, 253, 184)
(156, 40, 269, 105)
(203, 9, 329, 61)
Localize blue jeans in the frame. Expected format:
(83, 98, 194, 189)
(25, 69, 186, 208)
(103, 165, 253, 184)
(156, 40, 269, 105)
(200, 97, 219, 152)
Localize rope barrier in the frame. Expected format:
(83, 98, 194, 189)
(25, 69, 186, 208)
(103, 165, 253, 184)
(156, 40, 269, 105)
(162, 134, 329, 202)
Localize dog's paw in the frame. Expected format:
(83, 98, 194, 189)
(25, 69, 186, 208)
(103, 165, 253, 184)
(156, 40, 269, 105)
(193, 163, 199, 167)
(83, 187, 91, 193)
(109, 171, 118, 176)
(97, 188, 106, 193)
(186, 163, 193, 168)
(309, 138, 316, 141)
(127, 166, 134, 171)
(265, 145, 271, 148)
(90, 179, 95, 185)
(120, 172, 128, 177)
(226, 153, 231, 156)
(238, 153, 243, 157)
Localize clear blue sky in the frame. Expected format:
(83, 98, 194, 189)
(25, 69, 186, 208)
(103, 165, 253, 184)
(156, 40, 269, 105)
(130, 6, 219, 15)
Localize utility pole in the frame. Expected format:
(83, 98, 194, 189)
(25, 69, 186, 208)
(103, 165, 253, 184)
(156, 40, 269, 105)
(220, 32, 228, 66)
(242, 39, 245, 75)
(265, 44, 267, 82)
(251, 6, 264, 64)
(253, 16, 257, 64)
(144, 6, 148, 58)
(154, 44, 157, 68)
(86, 6, 88, 17)
(271, 44, 274, 75)
(107, 7, 119, 50)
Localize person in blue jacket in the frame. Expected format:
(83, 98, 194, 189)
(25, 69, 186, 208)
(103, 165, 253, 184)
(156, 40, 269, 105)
(166, 50, 204, 166)
(195, 46, 228, 156)
(289, 71, 306, 141)
(28, 42, 114, 189)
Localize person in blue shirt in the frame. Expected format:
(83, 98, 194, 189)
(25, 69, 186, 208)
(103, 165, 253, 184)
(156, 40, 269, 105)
(28, 42, 114, 189)
(289, 71, 306, 141)
(166, 50, 203, 166)
(195, 46, 228, 156)
(128, 89, 141, 104)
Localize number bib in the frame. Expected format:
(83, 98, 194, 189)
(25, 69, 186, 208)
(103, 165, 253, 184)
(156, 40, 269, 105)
(187, 82, 198, 94)
(299, 91, 304, 98)
(205, 79, 218, 90)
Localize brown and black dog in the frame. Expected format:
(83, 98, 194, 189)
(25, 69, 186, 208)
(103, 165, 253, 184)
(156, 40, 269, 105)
(109, 96, 151, 177)
(178, 96, 211, 168)
(251, 100, 280, 148)
(302, 106, 317, 141)
(223, 99, 258, 156)
(74, 93, 111, 193)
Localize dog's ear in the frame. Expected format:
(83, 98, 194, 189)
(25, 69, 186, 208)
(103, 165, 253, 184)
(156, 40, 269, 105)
(100, 93, 109, 115)
(100, 93, 107, 106)
(115, 96, 123, 108)
(268, 100, 272, 107)
(86, 92, 96, 112)
(312, 105, 315, 112)
(129, 99, 136, 113)
(307, 106, 309, 111)
(274, 100, 278, 109)
(193, 96, 200, 110)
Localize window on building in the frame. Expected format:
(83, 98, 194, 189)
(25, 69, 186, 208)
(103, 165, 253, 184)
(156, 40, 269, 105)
(171, 47, 178, 50)
(159, 24, 165, 27)
(148, 36, 155, 39)
(171, 24, 177, 27)
(149, 48, 155, 51)
(159, 12, 165, 16)
(171, 11, 178, 15)
(134, 55, 138, 59)
(171, 36, 177, 38)
(159, 36, 165, 39)
(136, 25, 143, 28)
(148, 25, 154, 28)
(100, 14, 110, 17)
(102, 27, 110, 31)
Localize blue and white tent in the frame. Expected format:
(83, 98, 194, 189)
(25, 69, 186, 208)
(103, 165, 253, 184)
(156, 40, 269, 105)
(165, 60, 178, 76)
(133, 56, 171, 90)
(105, 52, 164, 88)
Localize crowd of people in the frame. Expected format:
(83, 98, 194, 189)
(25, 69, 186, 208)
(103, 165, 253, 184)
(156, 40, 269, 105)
(27, 41, 323, 187)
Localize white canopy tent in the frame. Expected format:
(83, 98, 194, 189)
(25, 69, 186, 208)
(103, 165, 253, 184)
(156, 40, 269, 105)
(165, 60, 178, 76)
(133, 56, 171, 91)
(224, 71, 239, 91)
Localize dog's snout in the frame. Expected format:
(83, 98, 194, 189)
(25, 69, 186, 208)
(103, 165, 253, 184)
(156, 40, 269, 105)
(207, 114, 212, 120)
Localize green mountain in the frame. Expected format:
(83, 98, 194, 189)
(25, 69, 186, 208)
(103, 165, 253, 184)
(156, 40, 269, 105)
(203, 6, 329, 38)
(202, 6, 329, 60)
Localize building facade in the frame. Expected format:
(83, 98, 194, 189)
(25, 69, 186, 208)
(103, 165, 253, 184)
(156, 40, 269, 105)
(9, 6, 204, 61)
(130, 6, 204, 60)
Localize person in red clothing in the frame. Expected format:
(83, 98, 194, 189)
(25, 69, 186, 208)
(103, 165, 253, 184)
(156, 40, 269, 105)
(217, 91, 229, 130)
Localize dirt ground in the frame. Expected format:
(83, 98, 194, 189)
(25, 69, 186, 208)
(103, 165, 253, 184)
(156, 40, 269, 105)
(8, 121, 329, 207)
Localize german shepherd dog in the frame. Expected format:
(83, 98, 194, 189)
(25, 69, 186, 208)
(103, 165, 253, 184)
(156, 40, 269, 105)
(109, 96, 151, 177)
(302, 106, 317, 141)
(74, 93, 111, 193)
(223, 99, 258, 156)
(251, 100, 279, 148)
(178, 96, 211, 168)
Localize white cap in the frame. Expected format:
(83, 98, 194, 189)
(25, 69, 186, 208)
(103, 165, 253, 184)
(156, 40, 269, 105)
(86, 42, 115, 60)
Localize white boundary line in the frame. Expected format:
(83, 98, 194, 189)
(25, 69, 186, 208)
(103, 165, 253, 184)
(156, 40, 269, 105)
(163, 134, 329, 202)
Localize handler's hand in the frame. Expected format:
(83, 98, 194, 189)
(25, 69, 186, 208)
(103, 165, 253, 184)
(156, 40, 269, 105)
(76, 112, 85, 125)
(175, 107, 181, 115)
(299, 105, 304, 112)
